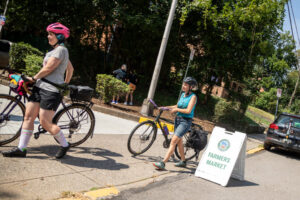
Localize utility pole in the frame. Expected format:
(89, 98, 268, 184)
(0, 0, 10, 38)
(140, 0, 178, 116)
(177, 48, 195, 102)
(287, 0, 300, 108)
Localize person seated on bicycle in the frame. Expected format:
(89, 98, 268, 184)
(2, 22, 74, 159)
(153, 77, 197, 170)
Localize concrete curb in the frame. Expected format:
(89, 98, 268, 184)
(92, 104, 140, 122)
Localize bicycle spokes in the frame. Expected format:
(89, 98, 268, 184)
(54, 105, 94, 146)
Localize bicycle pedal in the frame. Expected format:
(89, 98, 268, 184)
(34, 133, 40, 139)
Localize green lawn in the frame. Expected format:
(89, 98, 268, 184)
(245, 106, 274, 127)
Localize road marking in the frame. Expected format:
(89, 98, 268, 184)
(139, 117, 174, 132)
(246, 146, 264, 155)
(84, 186, 119, 200)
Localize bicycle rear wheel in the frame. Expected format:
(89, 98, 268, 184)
(174, 131, 198, 161)
(127, 120, 157, 156)
(0, 94, 25, 146)
(52, 103, 95, 147)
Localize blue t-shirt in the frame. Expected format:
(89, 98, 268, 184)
(177, 93, 197, 118)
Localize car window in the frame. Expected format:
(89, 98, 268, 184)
(275, 115, 300, 127)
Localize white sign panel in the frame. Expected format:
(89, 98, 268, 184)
(277, 88, 282, 98)
(195, 126, 247, 186)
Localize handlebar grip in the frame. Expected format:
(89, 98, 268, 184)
(21, 74, 30, 83)
(149, 99, 158, 108)
(160, 107, 170, 111)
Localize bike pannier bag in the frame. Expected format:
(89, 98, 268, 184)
(187, 129, 208, 152)
(69, 85, 94, 102)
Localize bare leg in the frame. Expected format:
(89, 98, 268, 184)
(125, 92, 129, 103)
(22, 102, 40, 130)
(39, 109, 60, 135)
(163, 135, 181, 163)
(177, 138, 186, 161)
(130, 91, 133, 103)
(39, 108, 68, 148)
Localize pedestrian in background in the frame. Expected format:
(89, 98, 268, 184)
(124, 70, 138, 106)
(111, 64, 127, 104)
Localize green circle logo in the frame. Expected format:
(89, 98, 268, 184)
(218, 139, 230, 152)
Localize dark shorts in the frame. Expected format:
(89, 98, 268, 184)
(28, 86, 62, 111)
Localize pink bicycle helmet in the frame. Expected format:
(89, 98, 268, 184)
(46, 22, 70, 39)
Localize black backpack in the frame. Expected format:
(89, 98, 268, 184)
(187, 129, 208, 152)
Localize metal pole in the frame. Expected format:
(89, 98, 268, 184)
(140, 0, 178, 116)
(275, 97, 279, 119)
(177, 48, 195, 102)
(0, 0, 10, 37)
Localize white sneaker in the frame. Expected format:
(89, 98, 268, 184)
(129, 102, 133, 106)
(124, 102, 128, 105)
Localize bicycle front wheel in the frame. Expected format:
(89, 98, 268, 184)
(175, 131, 198, 161)
(52, 103, 95, 147)
(0, 94, 25, 146)
(127, 120, 157, 156)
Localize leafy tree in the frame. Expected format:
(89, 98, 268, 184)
(179, 0, 288, 103)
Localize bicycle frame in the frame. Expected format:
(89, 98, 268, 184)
(153, 109, 171, 146)
(2, 87, 93, 139)
(34, 99, 94, 139)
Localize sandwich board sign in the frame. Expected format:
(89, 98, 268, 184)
(195, 126, 247, 186)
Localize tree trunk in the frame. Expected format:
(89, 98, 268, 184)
(203, 83, 214, 104)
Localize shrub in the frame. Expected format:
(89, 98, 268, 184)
(9, 42, 43, 72)
(96, 74, 129, 103)
(253, 88, 277, 113)
(22, 54, 43, 76)
(213, 99, 241, 122)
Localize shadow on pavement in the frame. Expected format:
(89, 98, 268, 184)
(0, 189, 19, 199)
(27, 145, 129, 170)
(227, 178, 259, 187)
(267, 148, 300, 160)
(129, 154, 162, 162)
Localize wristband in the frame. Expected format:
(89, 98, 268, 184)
(32, 77, 36, 82)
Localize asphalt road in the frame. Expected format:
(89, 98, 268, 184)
(112, 149, 300, 200)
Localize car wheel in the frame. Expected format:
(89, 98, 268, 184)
(263, 142, 272, 151)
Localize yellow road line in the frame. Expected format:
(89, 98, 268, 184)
(84, 187, 119, 200)
(246, 146, 264, 155)
(139, 117, 174, 132)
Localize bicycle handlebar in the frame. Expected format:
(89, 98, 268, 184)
(149, 99, 170, 111)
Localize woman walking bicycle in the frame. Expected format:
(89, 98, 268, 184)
(153, 77, 197, 170)
(2, 22, 74, 159)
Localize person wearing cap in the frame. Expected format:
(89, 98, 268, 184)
(153, 77, 198, 170)
(2, 22, 74, 159)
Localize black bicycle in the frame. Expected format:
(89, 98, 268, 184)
(0, 68, 95, 147)
(127, 99, 206, 161)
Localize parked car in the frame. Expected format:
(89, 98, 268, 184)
(0, 39, 12, 67)
(264, 113, 300, 153)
